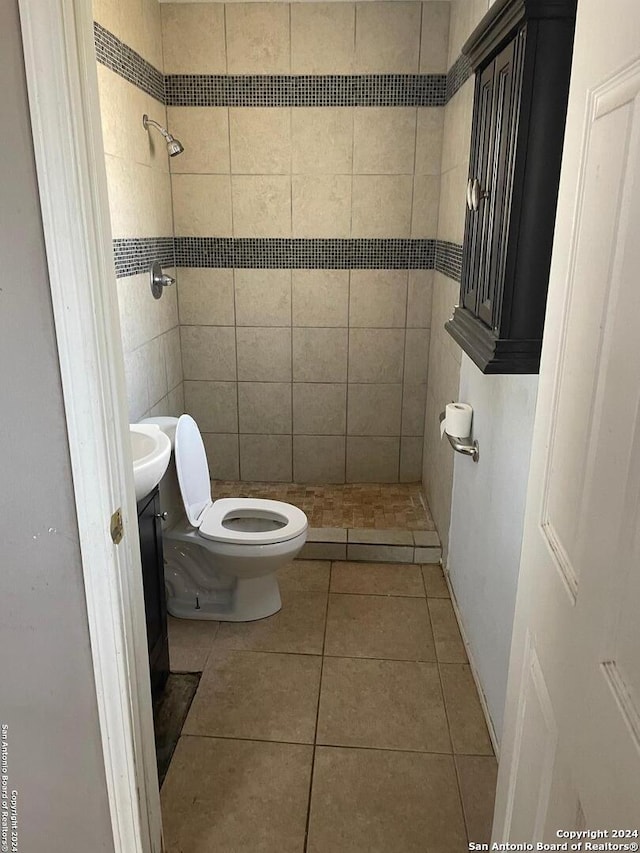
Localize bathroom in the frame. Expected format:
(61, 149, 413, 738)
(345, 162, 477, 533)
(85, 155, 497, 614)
(92, 0, 539, 847)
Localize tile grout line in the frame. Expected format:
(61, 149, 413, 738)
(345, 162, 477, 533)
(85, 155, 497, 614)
(421, 565, 471, 845)
(302, 563, 332, 852)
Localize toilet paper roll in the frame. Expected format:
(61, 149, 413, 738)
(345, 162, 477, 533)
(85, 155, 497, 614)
(440, 403, 473, 438)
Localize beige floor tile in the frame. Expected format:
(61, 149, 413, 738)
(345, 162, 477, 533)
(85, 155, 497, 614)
(428, 598, 468, 662)
(215, 590, 327, 654)
(168, 615, 219, 672)
(325, 594, 435, 661)
(317, 657, 450, 752)
(456, 755, 498, 844)
(308, 746, 467, 853)
(440, 664, 494, 756)
(277, 559, 331, 592)
(422, 563, 450, 598)
(330, 561, 425, 597)
(183, 649, 321, 743)
(161, 736, 312, 853)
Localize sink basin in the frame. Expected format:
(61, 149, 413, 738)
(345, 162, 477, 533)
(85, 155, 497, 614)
(129, 424, 171, 502)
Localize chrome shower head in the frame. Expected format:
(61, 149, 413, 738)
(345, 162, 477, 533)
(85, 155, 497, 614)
(142, 114, 184, 158)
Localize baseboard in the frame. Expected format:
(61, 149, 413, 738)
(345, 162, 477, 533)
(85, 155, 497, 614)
(440, 558, 501, 759)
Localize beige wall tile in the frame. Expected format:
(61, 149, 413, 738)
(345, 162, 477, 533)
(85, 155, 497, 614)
(347, 384, 402, 436)
(167, 107, 230, 174)
(349, 271, 408, 328)
(240, 434, 292, 481)
(172, 174, 232, 236)
(447, 0, 489, 68)
(234, 269, 291, 327)
(294, 436, 346, 483)
(420, 1, 450, 72)
(441, 80, 474, 175)
(229, 109, 291, 175)
(184, 380, 238, 433)
(161, 3, 226, 74)
(144, 335, 168, 410)
(164, 326, 183, 391)
(292, 271, 349, 327)
(226, 3, 290, 74)
(236, 327, 292, 381)
(293, 328, 348, 382)
(291, 3, 355, 73)
(202, 432, 240, 480)
(407, 270, 433, 328)
(400, 436, 423, 481)
(124, 347, 149, 422)
(232, 175, 291, 237)
(353, 109, 417, 175)
(355, 2, 421, 72)
(404, 328, 431, 384)
(349, 328, 404, 383)
(293, 384, 347, 435)
(105, 157, 155, 238)
(292, 176, 352, 238)
(346, 436, 400, 482)
(412, 174, 440, 237)
(291, 108, 353, 175)
(177, 268, 235, 326)
(437, 165, 468, 244)
(150, 167, 174, 236)
(181, 325, 237, 380)
(415, 108, 445, 175)
(97, 66, 138, 163)
(93, 0, 120, 40)
(117, 273, 178, 354)
(352, 175, 413, 237)
(402, 383, 427, 436)
(238, 382, 292, 434)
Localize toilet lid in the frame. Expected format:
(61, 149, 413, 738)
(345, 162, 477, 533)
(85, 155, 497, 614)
(199, 498, 308, 545)
(174, 414, 212, 527)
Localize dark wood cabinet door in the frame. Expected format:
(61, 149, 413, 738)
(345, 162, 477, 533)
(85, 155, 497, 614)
(462, 59, 496, 314)
(481, 31, 525, 330)
(138, 489, 169, 699)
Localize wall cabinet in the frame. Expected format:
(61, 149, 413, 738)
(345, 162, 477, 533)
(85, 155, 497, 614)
(446, 0, 577, 373)
(137, 487, 169, 701)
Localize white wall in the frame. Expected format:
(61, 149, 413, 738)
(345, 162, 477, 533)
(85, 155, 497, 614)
(0, 1, 115, 848)
(447, 354, 538, 740)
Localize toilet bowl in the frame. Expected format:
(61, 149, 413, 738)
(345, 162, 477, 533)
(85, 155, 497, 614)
(163, 414, 308, 622)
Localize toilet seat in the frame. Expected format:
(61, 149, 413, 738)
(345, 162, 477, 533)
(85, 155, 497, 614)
(174, 414, 308, 546)
(199, 498, 307, 545)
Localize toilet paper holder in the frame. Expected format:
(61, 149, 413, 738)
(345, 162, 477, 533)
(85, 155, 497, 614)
(439, 412, 479, 463)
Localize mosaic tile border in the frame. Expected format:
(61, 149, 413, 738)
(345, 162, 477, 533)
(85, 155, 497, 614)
(113, 237, 463, 277)
(435, 240, 463, 282)
(94, 22, 469, 109)
(94, 22, 164, 103)
(173, 238, 437, 269)
(113, 237, 175, 278)
(446, 53, 473, 101)
(164, 74, 447, 108)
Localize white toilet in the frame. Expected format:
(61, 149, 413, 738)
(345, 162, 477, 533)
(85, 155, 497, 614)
(162, 414, 308, 622)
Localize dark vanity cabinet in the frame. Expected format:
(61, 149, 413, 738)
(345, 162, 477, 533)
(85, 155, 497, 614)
(137, 487, 169, 700)
(445, 0, 576, 373)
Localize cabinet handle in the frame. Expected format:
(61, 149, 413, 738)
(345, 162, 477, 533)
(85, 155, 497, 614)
(155, 511, 168, 521)
(471, 178, 490, 211)
(466, 178, 474, 210)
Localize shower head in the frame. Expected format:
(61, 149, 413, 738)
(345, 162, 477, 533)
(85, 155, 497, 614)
(142, 114, 184, 158)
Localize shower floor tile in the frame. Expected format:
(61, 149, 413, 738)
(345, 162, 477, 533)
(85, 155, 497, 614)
(212, 480, 435, 531)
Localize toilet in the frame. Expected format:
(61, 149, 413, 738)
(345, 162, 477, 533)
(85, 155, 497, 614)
(162, 414, 308, 622)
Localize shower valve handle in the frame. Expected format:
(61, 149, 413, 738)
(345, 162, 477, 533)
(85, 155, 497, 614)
(150, 260, 175, 300)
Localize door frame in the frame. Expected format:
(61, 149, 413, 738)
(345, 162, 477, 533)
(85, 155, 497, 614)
(17, 0, 161, 850)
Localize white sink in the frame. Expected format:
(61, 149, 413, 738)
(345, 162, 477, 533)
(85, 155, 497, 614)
(129, 424, 171, 502)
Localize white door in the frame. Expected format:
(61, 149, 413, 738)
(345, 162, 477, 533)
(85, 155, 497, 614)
(493, 0, 640, 841)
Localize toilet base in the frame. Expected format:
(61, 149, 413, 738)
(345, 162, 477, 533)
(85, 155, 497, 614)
(166, 571, 282, 622)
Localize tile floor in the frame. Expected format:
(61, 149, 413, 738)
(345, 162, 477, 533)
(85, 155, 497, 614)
(213, 481, 435, 530)
(162, 560, 497, 852)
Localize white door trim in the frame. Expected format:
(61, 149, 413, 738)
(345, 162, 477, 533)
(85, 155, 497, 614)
(17, 1, 161, 850)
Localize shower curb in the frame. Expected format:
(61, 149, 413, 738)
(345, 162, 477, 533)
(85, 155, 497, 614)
(299, 527, 441, 564)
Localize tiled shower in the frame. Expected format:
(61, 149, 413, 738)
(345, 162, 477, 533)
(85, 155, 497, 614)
(94, 0, 480, 542)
